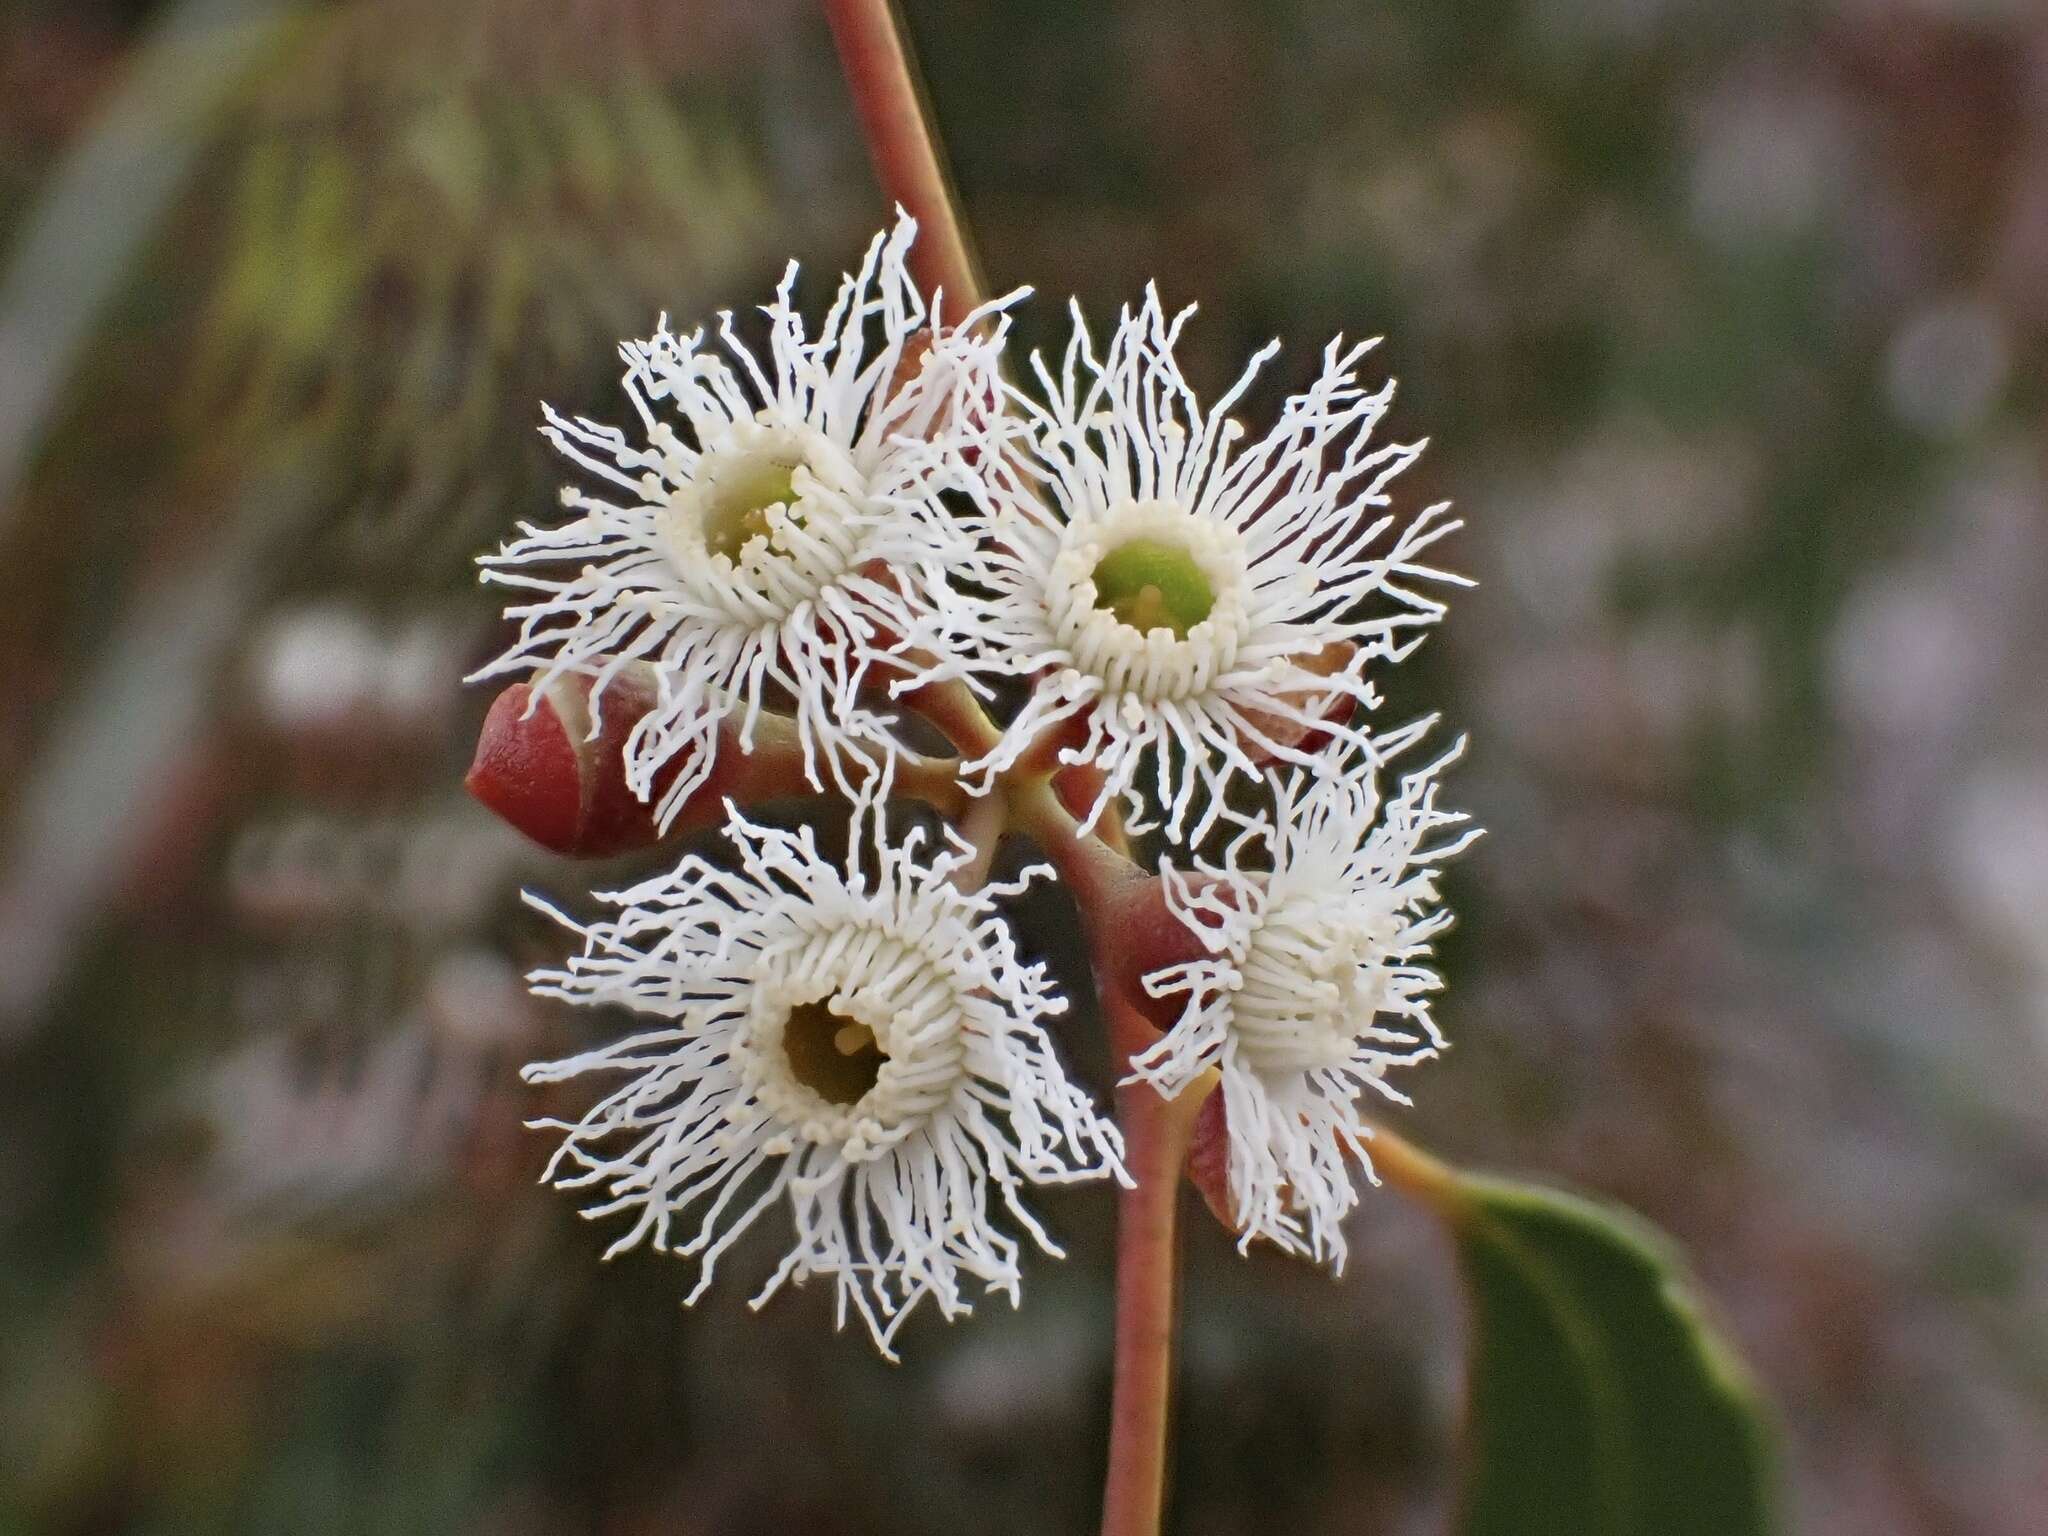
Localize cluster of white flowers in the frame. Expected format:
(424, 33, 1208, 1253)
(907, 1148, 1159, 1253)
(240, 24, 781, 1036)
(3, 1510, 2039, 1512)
(481, 212, 1473, 1351)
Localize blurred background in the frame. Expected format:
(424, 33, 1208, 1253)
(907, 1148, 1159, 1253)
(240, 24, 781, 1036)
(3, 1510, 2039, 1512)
(3, 0, 2046, 1531)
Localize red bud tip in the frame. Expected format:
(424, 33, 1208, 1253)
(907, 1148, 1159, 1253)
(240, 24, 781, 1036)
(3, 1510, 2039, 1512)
(466, 682, 586, 854)
(884, 328, 936, 407)
(468, 673, 816, 857)
(466, 673, 674, 857)
(1051, 762, 1103, 823)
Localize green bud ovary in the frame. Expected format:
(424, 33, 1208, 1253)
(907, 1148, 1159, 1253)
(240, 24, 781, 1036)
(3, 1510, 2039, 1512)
(1091, 535, 1217, 637)
(782, 998, 885, 1107)
(700, 458, 800, 561)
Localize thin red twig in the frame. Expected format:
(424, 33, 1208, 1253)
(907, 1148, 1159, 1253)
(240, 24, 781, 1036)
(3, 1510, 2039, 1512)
(1099, 992, 1206, 1536)
(821, 0, 985, 323)
(820, 11, 1191, 1534)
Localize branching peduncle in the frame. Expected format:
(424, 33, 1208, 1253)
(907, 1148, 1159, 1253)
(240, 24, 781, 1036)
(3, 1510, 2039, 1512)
(822, 11, 1206, 1532)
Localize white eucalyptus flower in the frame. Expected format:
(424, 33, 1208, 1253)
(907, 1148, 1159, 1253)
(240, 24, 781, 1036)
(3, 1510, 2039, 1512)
(898, 287, 1464, 842)
(474, 212, 1016, 827)
(521, 800, 1125, 1356)
(1126, 727, 1476, 1267)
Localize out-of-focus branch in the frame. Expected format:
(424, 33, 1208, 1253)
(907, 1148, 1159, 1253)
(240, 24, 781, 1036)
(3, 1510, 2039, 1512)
(0, 0, 310, 525)
(0, 451, 326, 1037)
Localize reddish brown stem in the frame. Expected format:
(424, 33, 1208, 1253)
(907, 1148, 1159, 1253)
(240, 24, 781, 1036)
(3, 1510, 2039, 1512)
(824, 10, 1185, 1533)
(1007, 775, 1144, 911)
(1366, 1120, 1464, 1220)
(897, 676, 1004, 760)
(822, 0, 985, 323)
(1100, 993, 1208, 1536)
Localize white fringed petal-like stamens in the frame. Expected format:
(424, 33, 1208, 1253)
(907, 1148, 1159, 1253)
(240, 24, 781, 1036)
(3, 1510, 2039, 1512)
(1126, 725, 1478, 1269)
(521, 800, 1126, 1357)
(894, 286, 1466, 844)
(473, 211, 1020, 826)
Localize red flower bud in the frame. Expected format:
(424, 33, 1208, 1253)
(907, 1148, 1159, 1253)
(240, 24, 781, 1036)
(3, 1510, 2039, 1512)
(469, 672, 825, 857)
(886, 325, 1003, 468)
(1185, 1090, 1309, 1246)
(884, 328, 936, 411)
(849, 557, 914, 686)
(1052, 760, 1109, 823)
(466, 680, 590, 854)
(467, 673, 696, 856)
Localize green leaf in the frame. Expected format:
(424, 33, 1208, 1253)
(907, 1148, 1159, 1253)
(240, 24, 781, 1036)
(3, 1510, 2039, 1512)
(1449, 1178, 1780, 1536)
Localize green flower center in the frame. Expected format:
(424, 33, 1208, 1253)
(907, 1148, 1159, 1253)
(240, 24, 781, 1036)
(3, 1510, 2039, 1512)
(701, 459, 799, 561)
(1091, 536, 1216, 637)
(782, 999, 885, 1107)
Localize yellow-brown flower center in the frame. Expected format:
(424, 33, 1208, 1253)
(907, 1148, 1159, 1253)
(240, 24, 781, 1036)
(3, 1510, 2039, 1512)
(781, 998, 886, 1107)
(699, 457, 801, 562)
